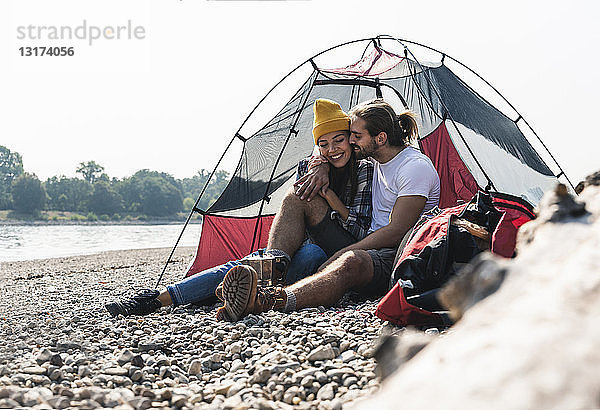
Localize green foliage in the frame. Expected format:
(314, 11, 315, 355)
(89, 181, 123, 215)
(180, 170, 210, 199)
(142, 176, 183, 216)
(11, 173, 46, 214)
(76, 161, 105, 184)
(115, 176, 143, 213)
(44, 176, 93, 212)
(180, 169, 229, 211)
(0, 146, 24, 209)
(183, 197, 195, 211)
(4, 154, 230, 220)
(116, 170, 183, 217)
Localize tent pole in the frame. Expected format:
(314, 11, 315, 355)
(234, 38, 378, 135)
(249, 71, 319, 253)
(380, 35, 573, 190)
(154, 134, 238, 289)
(396, 40, 497, 191)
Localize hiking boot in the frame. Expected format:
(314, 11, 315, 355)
(215, 282, 224, 302)
(105, 289, 162, 317)
(215, 305, 232, 321)
(218, 265, 287, 321)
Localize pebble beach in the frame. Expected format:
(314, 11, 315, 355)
(0, 247, 388, 409)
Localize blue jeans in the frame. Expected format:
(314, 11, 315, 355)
(166, 243, 327, 307)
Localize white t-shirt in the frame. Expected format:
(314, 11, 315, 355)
(369, 146, 440, 233)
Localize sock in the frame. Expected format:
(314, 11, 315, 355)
(283, 289, 296, 312)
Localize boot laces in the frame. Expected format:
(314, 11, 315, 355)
(254, 286, 284, 312)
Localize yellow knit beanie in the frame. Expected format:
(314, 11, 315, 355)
(312, 99, 350, 144)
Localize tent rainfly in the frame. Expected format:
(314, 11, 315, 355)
(155, 35, 572, 287)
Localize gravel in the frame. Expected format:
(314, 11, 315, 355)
(0, 247, 390, 409)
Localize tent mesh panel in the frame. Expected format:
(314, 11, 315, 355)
(208, 72, 318, 214)
(208, 72, 378, 214)
(412, 65, 554, 176)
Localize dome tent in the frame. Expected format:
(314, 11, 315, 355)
(155, 35, 572, 287)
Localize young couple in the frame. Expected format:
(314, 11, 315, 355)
(106, 98, 440, 320)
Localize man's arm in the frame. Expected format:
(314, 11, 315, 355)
(318, 195, 426, 270)
(345, 195, 426, 251)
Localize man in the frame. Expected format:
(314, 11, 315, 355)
(219, 99, 440, 321)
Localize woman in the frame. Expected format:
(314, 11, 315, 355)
(105, 99, 373, 317)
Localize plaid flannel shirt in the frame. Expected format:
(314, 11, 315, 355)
(296, 158, 373, 240)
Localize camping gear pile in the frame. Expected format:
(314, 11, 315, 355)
(376, 191, 535, 326)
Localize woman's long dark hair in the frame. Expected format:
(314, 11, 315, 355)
(328, 150, 359, 204)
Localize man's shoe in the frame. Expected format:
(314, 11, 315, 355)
(215, 306, 232, 321)
(105, 289, 162, 317)
(215, 282, 224, 302)
(219, 265, 286, 321)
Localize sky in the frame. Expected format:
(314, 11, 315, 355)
(1, 0, 598, 186)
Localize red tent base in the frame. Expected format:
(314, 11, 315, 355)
(186, 214, 274, 277)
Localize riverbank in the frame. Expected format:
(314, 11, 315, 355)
(0, 210, 202, 226)
(0, 248, 386, 409)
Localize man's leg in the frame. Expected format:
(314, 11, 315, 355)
(267, 188, 329, 258)
(106, 242, 328, 318)
(287, 250, 374, 309)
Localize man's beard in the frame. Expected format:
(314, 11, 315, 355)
(353, 139, 378, 160)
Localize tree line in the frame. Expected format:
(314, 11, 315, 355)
(0, 145, 229, 219)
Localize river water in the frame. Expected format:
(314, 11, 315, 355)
(0, 223, 203, 262)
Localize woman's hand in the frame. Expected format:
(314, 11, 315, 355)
(320, 187, 349, 221)
(319, 186, 331, 199)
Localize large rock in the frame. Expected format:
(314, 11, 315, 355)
(373, 330, 435, 380)
(438, 253, 508, 322)
(356, 178, 600, 410)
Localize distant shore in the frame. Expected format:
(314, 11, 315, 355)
(0, 219, 202, 226)
(0, 210, 202, 226)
